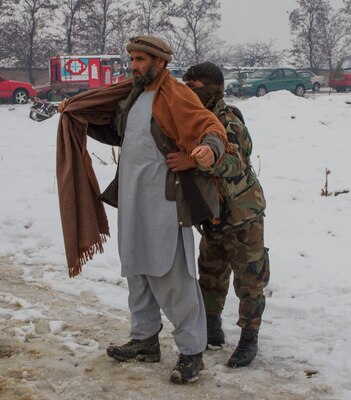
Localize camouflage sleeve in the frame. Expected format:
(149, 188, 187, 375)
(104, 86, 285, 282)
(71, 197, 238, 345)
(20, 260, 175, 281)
(227, 119, 253, 160)
(200, 135, 225, 162)
(197, 110, 247, 177)
(197, 142, 244, 177)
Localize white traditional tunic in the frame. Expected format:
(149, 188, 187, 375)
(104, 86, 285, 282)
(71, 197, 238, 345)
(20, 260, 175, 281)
(117, 90, 196, 278)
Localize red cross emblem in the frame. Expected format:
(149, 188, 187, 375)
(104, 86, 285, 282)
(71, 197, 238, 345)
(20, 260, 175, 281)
(64, 59, 87, 75)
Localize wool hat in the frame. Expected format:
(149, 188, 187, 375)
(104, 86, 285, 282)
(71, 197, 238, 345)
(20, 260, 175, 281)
(183, 62, 224, 86)
(126, 35, 173, 62)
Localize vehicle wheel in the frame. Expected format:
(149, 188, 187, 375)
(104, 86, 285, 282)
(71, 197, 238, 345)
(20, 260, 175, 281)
(13, 89, 29, 104)
(336, 88, 346, 93)
(256, 86, 267, 97)
(312, 82, 320, 92)
(295, 85, 305, 97)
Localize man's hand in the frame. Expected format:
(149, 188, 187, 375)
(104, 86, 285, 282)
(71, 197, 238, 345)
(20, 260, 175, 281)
(58, 99, 68, 113)
(166, 151, 196, 172)
(191, 145, 215, 168)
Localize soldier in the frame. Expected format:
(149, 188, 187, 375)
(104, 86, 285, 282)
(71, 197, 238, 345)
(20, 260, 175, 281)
(166, 62, 270, 367)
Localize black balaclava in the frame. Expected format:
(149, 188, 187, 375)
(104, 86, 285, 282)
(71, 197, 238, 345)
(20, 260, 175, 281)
(183, 62, 224, 110)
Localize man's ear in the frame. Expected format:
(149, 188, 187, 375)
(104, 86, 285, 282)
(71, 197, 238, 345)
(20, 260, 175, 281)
(157, 57, 166, 69)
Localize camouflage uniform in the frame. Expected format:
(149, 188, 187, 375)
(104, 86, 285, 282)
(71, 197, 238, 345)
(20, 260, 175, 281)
(198, 99, 270, 331)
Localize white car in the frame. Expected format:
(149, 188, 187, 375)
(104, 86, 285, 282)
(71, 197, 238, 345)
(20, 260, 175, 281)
(297, 70, 325, 92)
(224, 70, 255, 94)
(169, 67, 187, 82)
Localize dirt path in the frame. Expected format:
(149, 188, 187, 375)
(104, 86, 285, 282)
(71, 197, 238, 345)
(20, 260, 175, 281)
(0, 258, 333, 400)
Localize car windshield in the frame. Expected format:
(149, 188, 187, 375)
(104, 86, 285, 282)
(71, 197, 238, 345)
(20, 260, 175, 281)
(224, 72, 239, 79)
(225, 71, 254, 80)
(170, 69, 184, 78)
(249, 70, 273, 79)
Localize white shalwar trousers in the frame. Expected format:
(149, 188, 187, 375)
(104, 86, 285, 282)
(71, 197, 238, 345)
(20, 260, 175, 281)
(127, 230, 207, 355)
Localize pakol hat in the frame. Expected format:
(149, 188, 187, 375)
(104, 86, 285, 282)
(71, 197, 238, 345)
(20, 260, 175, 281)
(183, 62, 224, 86)
(126, 35, 173, 62)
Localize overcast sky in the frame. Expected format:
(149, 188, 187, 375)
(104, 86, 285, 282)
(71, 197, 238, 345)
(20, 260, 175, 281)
(217, 0, 345, 50)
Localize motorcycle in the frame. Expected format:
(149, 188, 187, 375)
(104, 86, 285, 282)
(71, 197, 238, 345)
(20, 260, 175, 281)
(29, 97, 60, 122)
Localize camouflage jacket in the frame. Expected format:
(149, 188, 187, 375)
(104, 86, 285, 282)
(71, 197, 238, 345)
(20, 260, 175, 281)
(201, 99, 266, 231)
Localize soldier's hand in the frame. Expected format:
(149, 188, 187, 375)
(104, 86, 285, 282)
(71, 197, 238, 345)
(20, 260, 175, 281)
(166, 151, 196, 172)
(191, 145, 215, 168)
(58, 99, 68, 113)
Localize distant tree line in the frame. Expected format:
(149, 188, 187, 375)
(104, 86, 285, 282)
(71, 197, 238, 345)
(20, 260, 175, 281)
(0, 0, 350, 83)
(0, 0, 222, 83)
(289, 0, 351, 71)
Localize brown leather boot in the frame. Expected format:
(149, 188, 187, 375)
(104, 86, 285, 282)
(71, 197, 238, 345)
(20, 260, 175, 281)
(107, 325, 162, 362)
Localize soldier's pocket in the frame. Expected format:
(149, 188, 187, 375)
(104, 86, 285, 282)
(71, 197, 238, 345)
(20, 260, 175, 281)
(256, 247, 270, 284)
(236, 217, 264, 253)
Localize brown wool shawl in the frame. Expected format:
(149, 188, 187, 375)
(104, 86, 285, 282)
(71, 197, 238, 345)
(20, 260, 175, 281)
(57, 69, 228, 277)
(152, 70, 229, 152)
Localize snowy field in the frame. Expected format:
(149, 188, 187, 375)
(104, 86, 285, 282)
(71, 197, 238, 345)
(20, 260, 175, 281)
(0, 90, 350, 400)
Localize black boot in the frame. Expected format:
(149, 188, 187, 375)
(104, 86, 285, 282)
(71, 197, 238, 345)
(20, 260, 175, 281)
(207, 314, 225, 348)
(107, 326, 162, 363)
(227, 328, 258, 368)
(170, 352, 204, 384)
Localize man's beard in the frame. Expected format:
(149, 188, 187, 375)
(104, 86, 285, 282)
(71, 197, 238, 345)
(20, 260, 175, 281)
(133, 62, 159, 88)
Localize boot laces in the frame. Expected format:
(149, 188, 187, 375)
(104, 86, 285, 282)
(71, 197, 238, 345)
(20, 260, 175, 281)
(178, 354, 192, 367)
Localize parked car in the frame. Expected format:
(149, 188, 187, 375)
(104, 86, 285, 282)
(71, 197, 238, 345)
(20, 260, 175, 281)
(0, 76, 37, 104)
(34, 83, 52, 100)
(328, 67, 351, 92)
(224, 70, 255, 94)
(169, 67, 187, 81)
(297, 70, 325, 91)
(226, 68, 312, 97)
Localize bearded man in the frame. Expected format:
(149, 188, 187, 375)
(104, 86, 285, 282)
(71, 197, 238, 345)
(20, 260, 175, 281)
(63, 36, 231, 384)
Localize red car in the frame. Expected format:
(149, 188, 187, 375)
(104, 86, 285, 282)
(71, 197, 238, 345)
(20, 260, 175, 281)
(328, 67, 351, 92)
(0, 76, 37, 104)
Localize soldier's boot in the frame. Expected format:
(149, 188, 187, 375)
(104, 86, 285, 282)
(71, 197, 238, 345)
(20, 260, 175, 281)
(227, 328, 258, 368)
(170, 352, 204, 384)
(106, 325, 162, 363)
(206, 314, 225, 348)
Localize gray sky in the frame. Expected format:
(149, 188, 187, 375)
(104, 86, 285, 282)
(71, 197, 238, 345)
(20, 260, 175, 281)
(217, 0, 345, 50)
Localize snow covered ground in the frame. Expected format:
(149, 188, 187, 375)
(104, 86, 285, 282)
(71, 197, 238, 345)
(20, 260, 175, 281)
(0, 90, 350, 400)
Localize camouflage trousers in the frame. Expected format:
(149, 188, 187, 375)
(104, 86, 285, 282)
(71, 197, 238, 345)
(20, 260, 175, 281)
(198, 214, 270, 331)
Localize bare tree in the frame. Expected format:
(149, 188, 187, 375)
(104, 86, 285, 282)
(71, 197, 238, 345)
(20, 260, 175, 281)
(80, 0, 120, 54)
(59, 0, 92, 54)
(231, 40, 283, 68)
(342, 0, 351, 13)
(176, 0, 221, 64)
(0, 1, 24, 62)
(163, 29, 189, 65)
(109, 3, 138, 68)
(289, 0, 329, 70)
(134, 0, 176, 36)
(317, 5, 350, 70)
(342, 0, 351, 64)
(6, 0, 58, 83)
(290, 0, 350, 70)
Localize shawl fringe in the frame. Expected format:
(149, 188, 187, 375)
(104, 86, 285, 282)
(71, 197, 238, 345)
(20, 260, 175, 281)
(69, 233, 109, 278)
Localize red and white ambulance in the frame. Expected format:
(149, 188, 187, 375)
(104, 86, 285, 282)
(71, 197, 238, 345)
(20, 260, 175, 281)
(37, 54, 126, 99)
